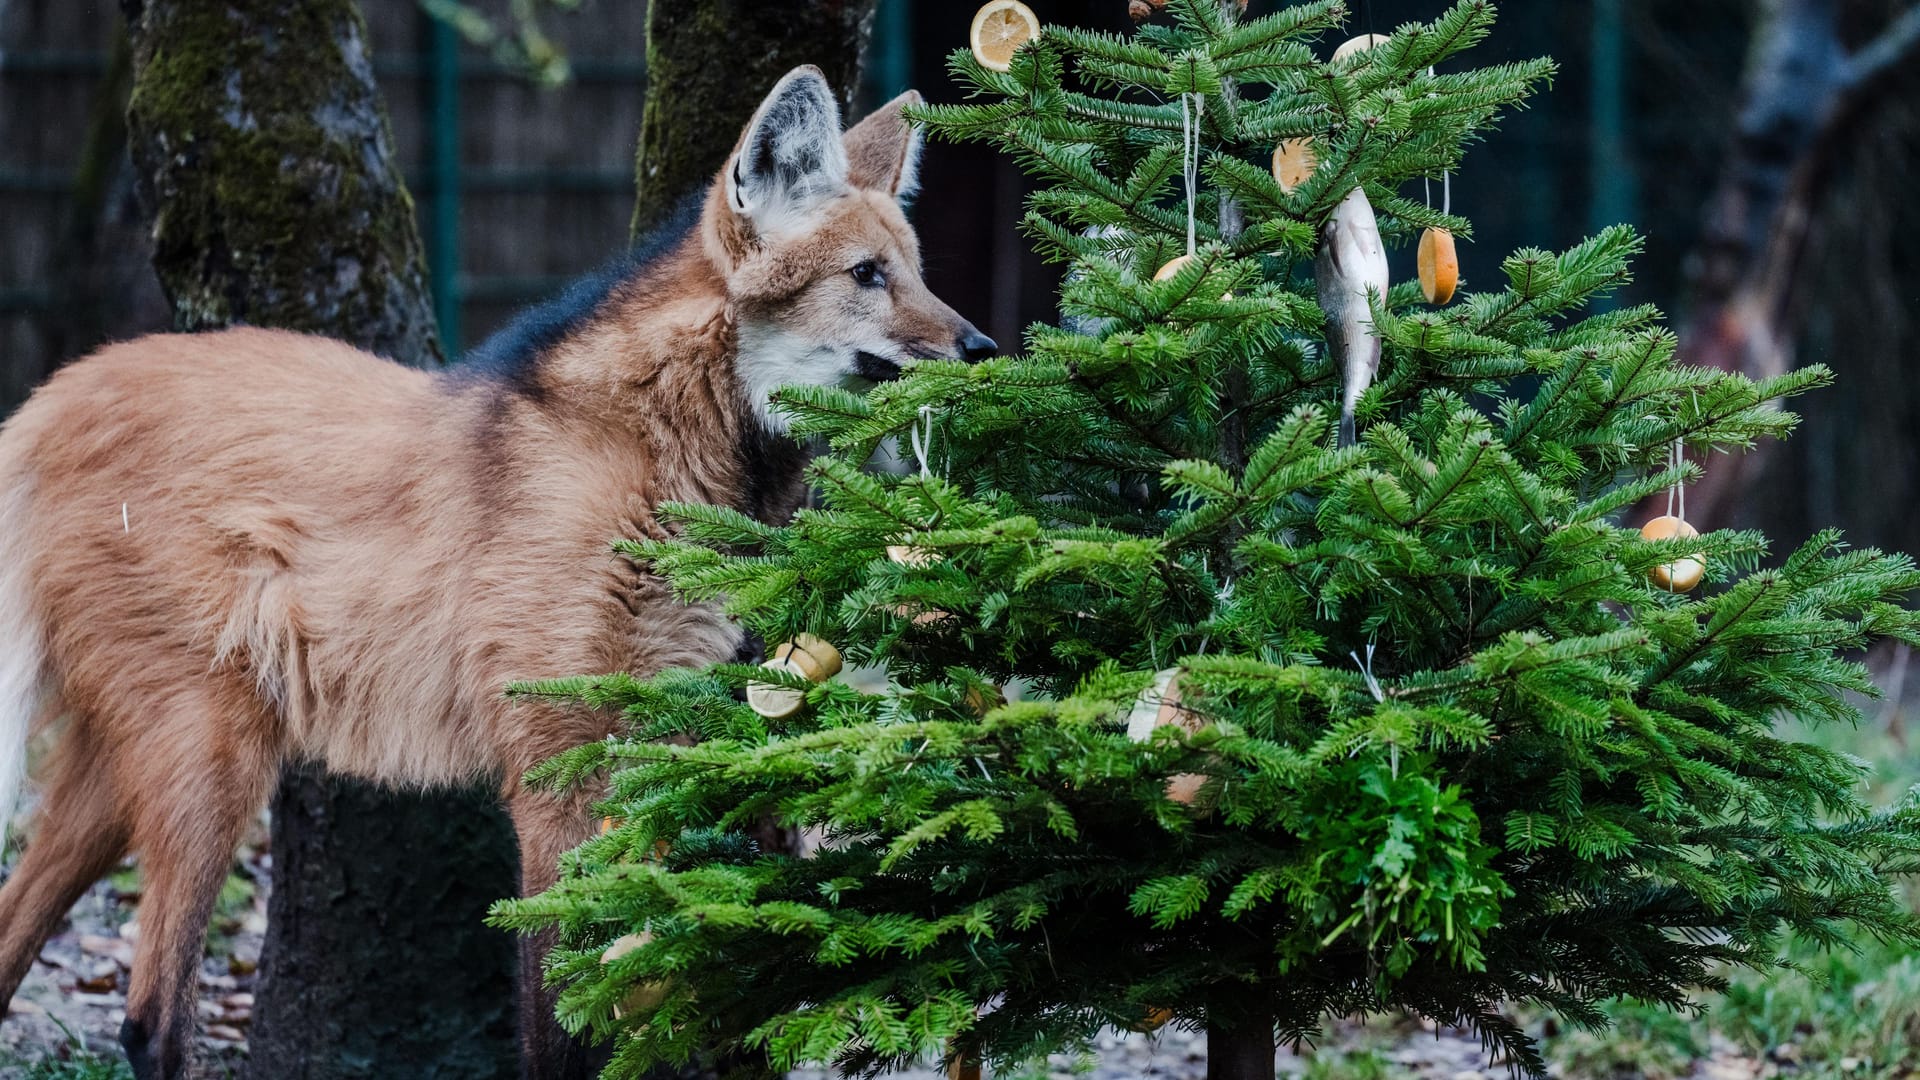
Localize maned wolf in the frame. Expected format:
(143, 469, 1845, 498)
(0, 66, 993, 1079)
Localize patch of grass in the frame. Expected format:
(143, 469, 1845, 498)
(203, 869, 257, 956)
(1301, 1049, 1395, 1080)
(105, 866, 139, 898)
(1547, 707, 1920, 1079)
(0, 1019, 133, 1080)
(1545, 998, 1706, 1080)
(1547, 926, 1920, 1078)
(997, 1051, 1096, 1079)
(3, 1056, 135, 1080)
(107, 862, 256, 955)
(1715, 933, 1920, 1076)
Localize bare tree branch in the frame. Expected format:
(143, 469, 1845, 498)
(1657, 0, 1919, 528)
(1839, 3, 1920, 95)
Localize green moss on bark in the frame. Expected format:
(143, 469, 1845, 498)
(126, 0, 439, 364)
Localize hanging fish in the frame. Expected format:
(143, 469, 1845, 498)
(1316, 186, 1390, 447)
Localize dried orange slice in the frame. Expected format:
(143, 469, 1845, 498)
(1129, 1006, 1175, 1032)
(1332, 32, 1390, 62)
(1272, 137, 1317, 193)
(1640, 515, 1705, 592)
(970, 0, 1040, 73)
(1417, 226, 1458, 304)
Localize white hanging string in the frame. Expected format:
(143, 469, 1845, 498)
(909, 404, 936, 480)
(1350, 643, 1395, 778)
(1665, 441, 1675, 517)
(1350, 643, 1384, 703)
(1424, 69, 1433, 212)
(1665, 438, 1685, 521)
(1180, 92, 1204, 258)
(1422, 67, 1451, 218)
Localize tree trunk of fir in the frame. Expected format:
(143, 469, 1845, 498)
(1206, 1017, 1276, 1080)
(1206, 0, 1259, 992)
(631, 0, 880, 237)
(119, 2, 521, 1076)
(1664, 0, 1920, 528)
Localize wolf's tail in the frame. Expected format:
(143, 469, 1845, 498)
(0, 468, 43, 844)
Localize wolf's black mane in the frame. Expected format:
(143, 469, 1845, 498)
(455, 189, 706, 395)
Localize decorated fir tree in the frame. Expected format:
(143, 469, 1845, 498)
(493, 3, 1920, 1077)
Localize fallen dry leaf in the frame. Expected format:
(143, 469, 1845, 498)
(212, 992, 252, 1026)
(78, 934, 134, 967)
(33, 950, 73, 973)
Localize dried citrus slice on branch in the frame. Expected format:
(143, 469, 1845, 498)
(745, 633, 843, 719)
(1152, 254, 1194, 282)
(1271, 137, 1317, 193)
(970, 0, 1040, 72)
(1417, 227, 1458, 304)
(1639, 514, 1705, 592)
(1332, 32, 1391, 61)
(1153, 254, 1234, 299)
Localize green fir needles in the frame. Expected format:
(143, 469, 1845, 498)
(491, 3, 1920, 1077)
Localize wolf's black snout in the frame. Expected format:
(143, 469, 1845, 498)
(958, 329, 998, 362)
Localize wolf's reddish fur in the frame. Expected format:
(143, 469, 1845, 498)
(0, 68, 986, 1079)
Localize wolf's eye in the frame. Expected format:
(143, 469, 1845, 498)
(850, 260, 884, 288)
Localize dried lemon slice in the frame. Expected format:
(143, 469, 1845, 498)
(1153, 254, 1235, 299)
(601, 932, 671, 1018)
(970, 0, 1040, 72)
(744, 634, 843, 719)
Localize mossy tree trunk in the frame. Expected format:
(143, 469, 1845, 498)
(631, 0, 880, 237)
(119, 1, 519, 1076)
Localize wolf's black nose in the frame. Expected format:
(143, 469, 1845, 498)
(958, 329, 998, 361)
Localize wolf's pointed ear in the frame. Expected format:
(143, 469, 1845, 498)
(843, 90, 924, 203)
(725, 66, 849, 237)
